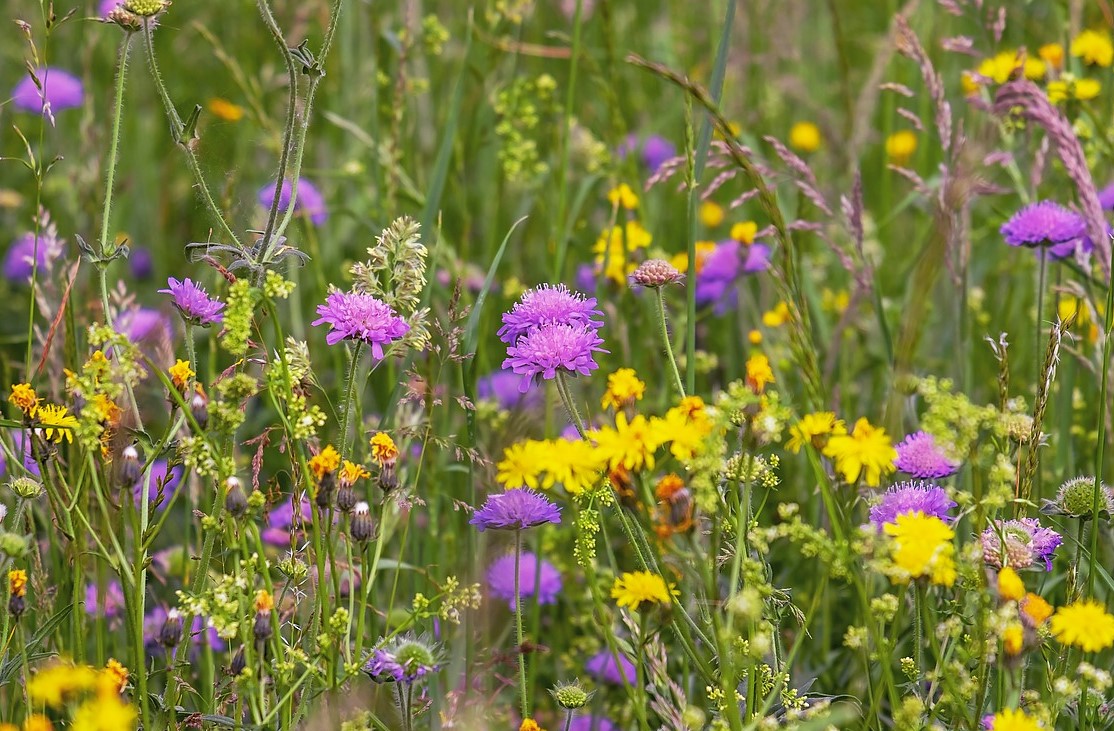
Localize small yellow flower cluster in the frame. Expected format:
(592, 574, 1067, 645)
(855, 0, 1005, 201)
(308, 444, 341, 480)
(1050, 599, 1114, 653)
(369, 432, 399, 465)
(8, 383, 78, 444)
(26, 661, 137, 731)
(593, 221, 652, 284)
(601, 368, 646, 410)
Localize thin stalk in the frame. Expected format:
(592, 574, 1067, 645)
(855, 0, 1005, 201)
(1086, 242, 1114, 595)
(98, 32, 134, 260)
(655, 288, 686, 397)
(555, 372, 588, 438)
(339, 342, 364, 461)
(514, 529, 529, 721)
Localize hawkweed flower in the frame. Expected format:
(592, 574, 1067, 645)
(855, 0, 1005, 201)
(868, 481, 956, 530)
(8, 383, 39, 418)
(981, 518, 1062, 570)
(984, 708, 1042, 730)
(885, 130, 918, 165)
(36, 404, 78, 444)
(1071, 29, 1114, 66)
(103, 659, 128, 695)
(1044, 476, 1114, 519)
(822, 417, 897, 487)
(788, 121, 823, 153)
(168, 359, 194, 395)
(590, 413, 666, 473)
(253, 589, 274, 643)
(894, 431, 960, 479)
(159, 277, 225, 326)
(1050, 599, 1114, 653)
(1020, 592, 1053, 628)
(12, 67, 84, 115)
(486, 551, 562, 609)
(601, 368, 645, 410)
(502, 323, 607, 392)
(311, 291, 410, 357)
(629, 259, 684, 289)
(1000, 201, 1085, 256)
(745, 353, 775, 393)
(610, 570, 677, 610)
(786, 412, 846, 453)
(258, 177, 328, 226)
(653, 473, 694, 538)
(336, 461, 369, 512)
(370, 431, 400, 493)
(8, 568, 27, 619)
(584, 650, 636, 685)
(883, 512, 957, 587)
(498, 284, 603, 344)
(364, 634, 441, 683)
(309, 445, 340, 508)
(519, 719, 544, 731)
(470, 489, 561, 532)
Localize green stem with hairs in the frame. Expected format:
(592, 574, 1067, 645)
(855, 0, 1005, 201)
(1086, 243, 1114, 595)
(339, 342, 364, 461)
(514, 529, 529, 721)
(655, 288, 685, 398)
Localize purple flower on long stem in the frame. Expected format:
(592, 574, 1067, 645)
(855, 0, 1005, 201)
(894, 431, 960, 479)
(980, 518, 1062, 571)
(470, 489, 561, 532)
(502, 323, 606, 392)
(311, 291, 410, 357)
(159, 277, 225, 326)
(618, 134, 677, 173)
(363, 634, 440, 684)
(85, 581, 125, 619)
(868, 481, 956, 530)
(1000, 201, 1086, 250)
(476, 371, 542, 411)
(12, 67, 84, 115)
(486, 551, 562, 609)
(498, 284, 603, 344)
(694, 240, 769, 314)
(585, 650, 636, 685)
(258, 177, 328, 226)
(4, 231, 64, 283)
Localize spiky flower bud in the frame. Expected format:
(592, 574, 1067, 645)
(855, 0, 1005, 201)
(7, 477, 43, 499)
(351, 501, 375, 542)
(0, 533, 29, 559)
(123, 0, 167, 16)
(549, 679, 593, 709)
(106, 6, 144, 30)
(160, 608, 183, 648)
(1049, 476, 1114, 519)
(630, 259, 684, 289)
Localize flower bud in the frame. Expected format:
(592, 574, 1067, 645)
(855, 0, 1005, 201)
(190, 385, 209, 429)
(630, 258, 684, 288)
(315, 471, 335, 510)
(0, 533, 29, 559)
(336, 485, 358, 513)
(224, 476, 247, 518)
(350, 501, 374, 543)
(377, 462, 398, 494)
(229, 646, 246, 676)
(119, 444, 143, 486)
(160, 608, 183, 648)
(7, 477, 43, 499)
(549, 679, 593, 709)
(253, 611, 272, 644)
(8, 595, 25, 619)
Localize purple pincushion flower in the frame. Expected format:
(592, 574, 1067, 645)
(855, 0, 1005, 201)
(894, 431, 960, 479)
(568, 718, 619, 731)
(159, 277, 225, 326)
(12, 68, 84, 115)
(258, 177, 327, 226)
(585, 650, 636, 685)
(85, 581, 125, 619)
(868, 481, 956, 530)
(470, 489, 561, 532)
(695, 240, 771, 314)
(980, 518, 1062, 571)
(476, 371, 542, 411)
(502, 323, 607, 392)
(363, 635, 440, 684)
(1000, 201, 1086, 249)
(4, 232, 64, 283)
(486, 551, 562, 609)
(134, 460, 184, 509)
(498, 284, 603, 344)
(116, 307, 171, 344)
(1100, 182, 1114, 211)
(574, 263, 598, 293)
(618, 134, 677, 174)
(262, 495, 313, 546)
(129, 247, 154, 279)
(311, 291, 410, 357)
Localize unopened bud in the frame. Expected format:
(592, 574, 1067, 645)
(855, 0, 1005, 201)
(160, 608, 183, 648)
(336, 485, 358, 513)
(350, 501, 374, 542)
(315, 471, 335, 509)
(378, 462, 398, 494)
(224, 476, 247, 517)
(630, 259, 684, 289)
(253, 611, 272, 644)
(229, 646, 246, 676)
(190, 385, 209, 429)
(119, 444, 143, 486)
(7, 477, 43, 499)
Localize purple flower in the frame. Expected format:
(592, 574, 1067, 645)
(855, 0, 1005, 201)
(694, 241, 750, 314)
(486, 551, 562, 609)
(129, 247, 154, 279)
(258, 177, 327, 226)
(116, 307, 171, 344)
(363, 635, 440, 684)
(159, 277, 225, 326)
(262, 495, 313, 546)
(981, 518, 1062, 571)
(498, 284, 603, 344)
(894, 431, 960, 479)
(868, 481, 956, 530)
(476, 371, 542, 411)
(1100, 182, 1114, 211)
(1001, 201, 1086, 249)
(4, 232, 58, 283)
(134, 460, 184, 509)
(99, 0, 123, 15)
(574, 263, 598, 293)
(569, 718, 619, 731)
(618, 134, 677, 173)
(470, 489, 561, 532)
(12, 67, 83, 115)
(143, 606, 223, 654)
(311, 291, 410, 356)
(2, 430, 40, 478)
(85, 581, 125, 619)
(502, 323, 607, 392)
(585, 650, 636, 685)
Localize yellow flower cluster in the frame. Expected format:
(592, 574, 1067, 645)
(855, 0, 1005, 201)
(308, 444, 341, 480)
(606, 183, 639, 210)
(593, 221, 652, 284)
(988, 709, 1042, 731)
(882, 511, 956, 587)
(1050, 599, 1114, 653)
(369, 431, 399, 465)
(601, 368, 646, 410)
(787, 412, 846, 453)
(26, 661, 136, 731)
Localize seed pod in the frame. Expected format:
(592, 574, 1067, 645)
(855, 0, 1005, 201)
(350, 501, 375, 543)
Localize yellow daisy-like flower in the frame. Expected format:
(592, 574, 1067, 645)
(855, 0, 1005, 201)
(27, 663, 101, 708)
(762, 301, 791, 328)
(37, 404, 78, 444)
(22, 715, 52, 731)
(611, 570, 677, 610)
(821, 288, 850, 313)
(731, 221, 758, 244)
(1002, 622, 1024, 656)
(997, 567, 1025, 602)
(70, 693, 138, 731)
(1050, 599, 1114, 653)
(102, 659, 128, 695)
(519, 720, 544, 731)
(254, 589, 275, 613)
(496, 440, 546, 489)
(885, 130, 918, 165)
(308, 445, 341, 480)
(207, 97, 245, 122)
(168, 359, 195, 392)
(747, 329, 762, 345)
(699, 200, 724, 228)
(339, 460, 370, 486)
(1021, 592, 1053, 626)
(1071, 29, 1114, 67)
(988, 708, 1042, 731)
(787, 411, 846, 453)
(369, 432, 399, 465)
(606, 183, 639, 210)
(8, 383, 39, 417)
(602, 368, 646, 410)
(788, 121, 822, 153)
(8, 569, 27, 597)
(658, 396, 713, 461)
(1048, 77, 1102, 104)
(745, 353, 775, 393)
(536, 438, 606, 495)
(822, 417, 896, 487)
(883, 511, 956, 587)
(977, 50, 1027, 84)
(1039, 43, 1064, 70)
(590, 413, 667, 473)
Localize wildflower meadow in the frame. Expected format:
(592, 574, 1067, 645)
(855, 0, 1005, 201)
(3, 0, 1114, 729)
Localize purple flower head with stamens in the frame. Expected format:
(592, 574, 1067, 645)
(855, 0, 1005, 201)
(311, 291, 410, 357)
(159, 277, 225, 326)
(470, 489, 561, 532)
(585, 650, 636, 685)
(868, 481, 956, 530)
(258, 177, 327, 226)
(694, 240, 768, 314)
(363, 634, 441, 684)
(980, 518, 1062, 571)
(894, 431, 960, 479)
(1001, 201, 1086, 249)
(486, 551, 562, 609)
(498, 284, 603, 344)
(85, 581, 125, 619)
(99, 0, 123, 15)
(502, 323, 607, 392)
(12, 68, 84, 115)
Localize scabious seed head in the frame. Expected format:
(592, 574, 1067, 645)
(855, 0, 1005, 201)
(629, 258, 684, 288)
(1050, 476, 1114, 518)
(550, 679, 592, 709)
(8, 477, 43, 499)
(124, 0, 167, 15)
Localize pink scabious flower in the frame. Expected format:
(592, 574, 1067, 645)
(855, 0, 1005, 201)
(486, 551, 563, 609)
(1000, 201, 1086, 254)
(981, 518, 1062, 571)
(159, 277, 225, 326)
(497, 284, 603, 344)
(311, 291, 410, 357)
(894, 431, 960, 479)
(470, 489, 561, 532)
(503, 323, 606, 392)
(868, 481, 956, 530)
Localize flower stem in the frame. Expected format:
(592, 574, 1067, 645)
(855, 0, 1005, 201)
(98, 32, 134, 261)
(655, 288, 686, 398)
(514, 529, 529, 721)
(554, 372, 587, 438)
(563, 711, 574, 731)
(1086, 241, 1114, 596)
(339, 342, 364, 461)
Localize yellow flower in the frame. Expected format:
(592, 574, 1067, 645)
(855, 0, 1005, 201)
(822, 417, 896, 486)
(27, 663, 100, 708)
(519, 720, 544, 731)
(977, 50, 1026, 84)
(657, 396, 713, 461)
(821, 288, 850, 313)
(594, 221, 653, 284)
(747, 329, 762, 345)
(786, 412, 846, 453)
(997, 567, 1025, 602)
(885, 130, 918, 165)
(8, 383, 39, 417)
(730, 221, 758, 245)
(1039, 42, 1064, 70)
(369, 432, 399, 465)
(339, 460, 370, 486)
(536, 438, 606, 495)
(70, 694, 138, 731)
(496, 440, 546, 489)
(168, 359, 195, 391)
(960, 70, 980, 96)
(883, 512, 956, 587)
(207, 97, 245, 122)
(8, 569, 27, 597)
(37, 404, 78, 444)
(102, 659, 128, 695)
(90, 394, 122, 427)
(590, 413, 666, 473)
(1048, 76, 1102, 104)
(1050, 599, 1114, 652)
(987, 709, 1042, 731)
(22, 716, 52, 731)
(254, 589, 274, 613)
(602, 368, 646, 410)
(611, 570, 676, 610)
(669, 241, 717, 275)
(1021, 592, 1053, 626)
(1072, 29, 1114, 66)
(745, 354, 775, 393)
(308, 445, 341, 480)
(762, 301, 791, 328)
(1023, 57, 1046, 80)
(1002, 622, 1024, 656)
(788, 121, 822, 153)
(607, 183, 639, 210)
(699, 201, 724, 228)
